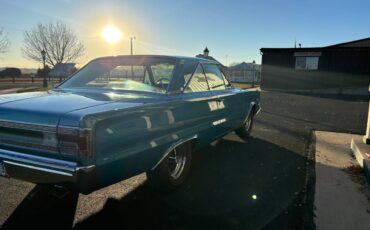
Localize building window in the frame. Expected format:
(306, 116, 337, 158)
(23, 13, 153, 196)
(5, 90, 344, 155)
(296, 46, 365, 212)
(295, 57, 319, 70)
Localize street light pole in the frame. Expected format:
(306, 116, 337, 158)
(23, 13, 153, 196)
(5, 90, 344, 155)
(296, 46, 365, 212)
(130, 36, 136, 78)
(252, 60, 256, 88)
(41, 50, 48, 88)
(130, 36, 136, 55)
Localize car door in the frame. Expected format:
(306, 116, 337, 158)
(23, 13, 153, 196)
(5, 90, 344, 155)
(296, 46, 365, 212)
(177, 63, 227, 143)
(202, 63, 243, 134)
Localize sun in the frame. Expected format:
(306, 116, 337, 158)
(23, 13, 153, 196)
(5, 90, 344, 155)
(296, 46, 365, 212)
(101, 25, 122, 44)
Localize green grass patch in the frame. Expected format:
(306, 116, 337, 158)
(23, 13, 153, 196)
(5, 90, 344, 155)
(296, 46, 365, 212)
(232, 82, 260, 89)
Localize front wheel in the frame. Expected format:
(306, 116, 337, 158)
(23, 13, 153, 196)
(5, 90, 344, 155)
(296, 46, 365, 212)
(146, 142, 192, 192)
(235, 112, 254, 140)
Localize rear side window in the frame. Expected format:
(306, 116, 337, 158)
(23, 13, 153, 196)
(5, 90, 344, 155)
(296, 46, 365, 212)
(221, 70, 231, 88)
(185, 65, 209, 92)
(203, 64, 226, 90)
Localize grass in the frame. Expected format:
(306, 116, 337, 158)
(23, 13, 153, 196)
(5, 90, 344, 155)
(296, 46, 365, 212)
(231, 82, 260, 89)
(16, 87, 50, 93)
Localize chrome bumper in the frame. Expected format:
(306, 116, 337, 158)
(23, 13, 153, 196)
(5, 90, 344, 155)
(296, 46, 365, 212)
(0, 148, 96, 194)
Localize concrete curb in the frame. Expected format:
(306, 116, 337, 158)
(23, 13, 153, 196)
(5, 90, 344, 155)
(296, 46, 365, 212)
(350, 136, 370, 187)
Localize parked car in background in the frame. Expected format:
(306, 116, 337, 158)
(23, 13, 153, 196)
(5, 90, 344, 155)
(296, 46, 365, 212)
(0, 55, 260, 194)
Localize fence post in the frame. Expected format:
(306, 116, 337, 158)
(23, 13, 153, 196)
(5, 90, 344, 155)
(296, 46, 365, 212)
(363, 85, 370, 144)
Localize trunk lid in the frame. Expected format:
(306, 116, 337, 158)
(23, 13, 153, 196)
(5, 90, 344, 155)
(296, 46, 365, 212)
(0, 90, 159, 161)
(0, 91, 113, 160)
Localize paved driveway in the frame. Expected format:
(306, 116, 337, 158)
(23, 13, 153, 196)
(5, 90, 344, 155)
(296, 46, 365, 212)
(0, 91, 368, 229)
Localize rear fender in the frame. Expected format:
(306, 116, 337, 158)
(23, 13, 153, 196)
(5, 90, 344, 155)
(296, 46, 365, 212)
(151, 134, 198, 170)
(243, 102, 259, 124)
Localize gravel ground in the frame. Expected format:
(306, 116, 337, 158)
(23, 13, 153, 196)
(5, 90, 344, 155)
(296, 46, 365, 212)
(0, 178, 33, 226)
(0, 174, 146, 227)
(73, 174, 146, 225)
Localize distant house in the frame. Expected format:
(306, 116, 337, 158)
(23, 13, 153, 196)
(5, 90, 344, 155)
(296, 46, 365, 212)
(48, 63, 76, 80)
(0, 68, 21, 78)
(196, 47, 224, 67)
(229, 62, 261, 83)
(260, 37, 370, 90)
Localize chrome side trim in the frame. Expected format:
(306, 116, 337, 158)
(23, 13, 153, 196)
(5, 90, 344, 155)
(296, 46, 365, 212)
(0, 148, 77, 172)
(76, 165, 95, 172)
(3, 161, 74, 177)
(151, 134, 198, 170)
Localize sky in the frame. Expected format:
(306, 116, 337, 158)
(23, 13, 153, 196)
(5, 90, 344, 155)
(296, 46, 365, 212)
(0, 0, 369, 68)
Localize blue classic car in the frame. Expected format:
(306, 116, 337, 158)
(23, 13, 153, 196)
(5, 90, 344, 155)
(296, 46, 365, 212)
(0, 55, 260, 194)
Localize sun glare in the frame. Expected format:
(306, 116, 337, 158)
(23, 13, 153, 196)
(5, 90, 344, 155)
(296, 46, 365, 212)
(101, 25, 122, 44)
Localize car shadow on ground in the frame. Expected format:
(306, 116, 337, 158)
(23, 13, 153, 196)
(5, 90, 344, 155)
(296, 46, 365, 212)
(1, 185, 79, 229)
(1, 135, 314, 230)
(75, 136, 314, 230)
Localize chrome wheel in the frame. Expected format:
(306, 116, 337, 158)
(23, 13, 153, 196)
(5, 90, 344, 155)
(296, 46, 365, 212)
(168, 148, 187, 180)
(146, 141, 192, 192)
(235, 113, 254, 140)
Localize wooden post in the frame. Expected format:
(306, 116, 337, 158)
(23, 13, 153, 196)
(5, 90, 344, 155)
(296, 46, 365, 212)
(363, 85, 370, 144)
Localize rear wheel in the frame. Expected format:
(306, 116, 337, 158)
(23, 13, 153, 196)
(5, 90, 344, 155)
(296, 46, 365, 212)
(236, 111, 254, 140)
(146, 142, 192, 192)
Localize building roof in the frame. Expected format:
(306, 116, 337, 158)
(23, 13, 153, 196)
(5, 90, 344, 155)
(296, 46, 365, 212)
(49, 63, 76, 77)
(229, 62, 255, 70)
(327, 37, 370, 48)
(261, 37, 370, 52)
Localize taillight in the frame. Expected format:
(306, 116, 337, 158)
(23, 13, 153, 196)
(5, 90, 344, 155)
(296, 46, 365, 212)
(57, 128, 92, 158)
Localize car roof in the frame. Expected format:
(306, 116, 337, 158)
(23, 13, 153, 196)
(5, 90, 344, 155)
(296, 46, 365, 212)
(91, 55, 219, 65)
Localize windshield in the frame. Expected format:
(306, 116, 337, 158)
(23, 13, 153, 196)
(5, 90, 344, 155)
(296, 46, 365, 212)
(58, 57, 176, 93)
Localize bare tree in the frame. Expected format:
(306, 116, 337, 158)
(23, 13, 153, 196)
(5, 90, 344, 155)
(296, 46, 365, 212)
(0, 28, 10, 55)
(22, 22, 85, 66)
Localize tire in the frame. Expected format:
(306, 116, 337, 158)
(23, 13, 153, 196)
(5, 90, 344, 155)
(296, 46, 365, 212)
(146, 142, 192, 192)
(235, 111, 254, 140)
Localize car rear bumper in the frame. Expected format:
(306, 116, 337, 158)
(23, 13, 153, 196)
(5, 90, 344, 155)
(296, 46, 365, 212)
(0, 148, 96, 194)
